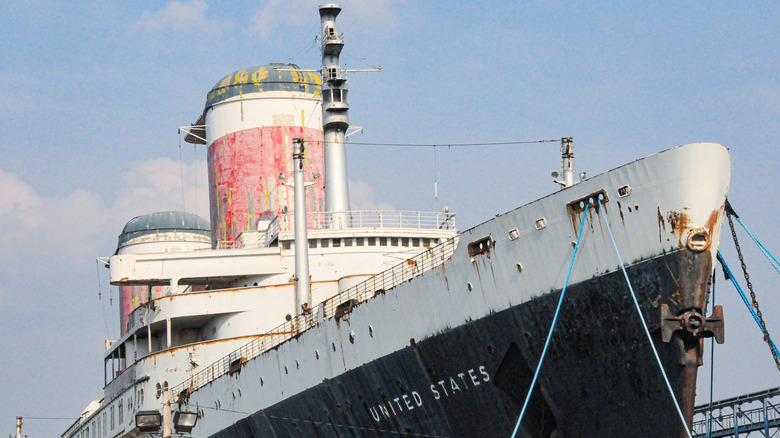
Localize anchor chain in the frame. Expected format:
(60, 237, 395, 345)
(726, 208, 780, 371)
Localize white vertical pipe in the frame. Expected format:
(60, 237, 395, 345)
(293, 138, 311, 317)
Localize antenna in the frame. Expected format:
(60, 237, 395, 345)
(552, 137, 583, 188)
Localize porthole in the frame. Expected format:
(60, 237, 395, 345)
(155, 383, 162, 399)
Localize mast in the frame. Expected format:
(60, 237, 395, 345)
(553, 137, 579, 188)
(319, 4, 351, 227)
(292, 138, 312, 318)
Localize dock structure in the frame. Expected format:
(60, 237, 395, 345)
(692, 387, 780, 437)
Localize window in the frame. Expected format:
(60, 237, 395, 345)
(282, 241, 291, 250)
(422, 238, 430, 247)
(379, 237, 387, 246)
(118, 400, 123, 424)
(309, 240, 317, 249)
(332, 238, 341, 247)
(390, 238, 398, 247)
(344, 238, 352, 247)
(111, 406, 114, 430)
(103, 412, 107, 436)
(412, 238, 420, 247)
(402, 238, 409, 247)
(321, 239, 329, 248)
(367, 237, 376, 246)
(323, 89, 332, 102)
(356, 238, 364, 246)
(332, 89, 342, 101)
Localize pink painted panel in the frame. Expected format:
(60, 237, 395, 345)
(208, 126, 325, 246)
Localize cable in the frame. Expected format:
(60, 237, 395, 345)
(97, 259, 111, 340)
(178, 129, 187, 212)
(306, 139, 560, 147)
(298, 138, 560, 147)
(707, 274, 715, 438)
(599, 198, 693, 438)
(734, 216, 780, 276)
(716, 251, 780, 362)
(510, 201, 591, 438)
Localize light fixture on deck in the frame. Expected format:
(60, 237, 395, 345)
(135, 410, 162, 432)
(173, 411, 199, 433)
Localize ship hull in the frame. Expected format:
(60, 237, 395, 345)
(209, 248, 708, 438)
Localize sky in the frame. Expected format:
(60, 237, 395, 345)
(1, 1, 779, 436)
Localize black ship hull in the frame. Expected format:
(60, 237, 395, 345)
(210, 248, 710, 438)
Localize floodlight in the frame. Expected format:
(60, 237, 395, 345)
(135, 410, 162, 432)
(173, 411, 198, 433)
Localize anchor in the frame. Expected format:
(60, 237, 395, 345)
(661, 304, 724, 366)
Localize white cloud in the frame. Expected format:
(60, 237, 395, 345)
(251, 0, 400, 40)
(0, 168, 42, 214)
(0, 159, 209, 266)
(349, 179, 394, 211)
(251, 0, 310, 40)
(133, 0, 233, 33)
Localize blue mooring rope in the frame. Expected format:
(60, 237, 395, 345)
(717, 250, 780, 359)
(598, 199, 693, 438)
(734, 216, 780, 276)
(509, 202, 591, 438)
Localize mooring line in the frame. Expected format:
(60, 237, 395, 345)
(509, 201, 591, 438)
(734, 216, 780, 276)
(598, 198, 693, 438)
(717, 251, 780, 362)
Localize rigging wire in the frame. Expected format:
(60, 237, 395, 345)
(707, 273, 716, 438)
(510, 201, 591, 438)
(287, 22, 321, 62)
(193, 143, 198, 216)
(734, 215, 780, 276)
(599, 198, 693, 438)
(178, 129, 187, 212)
(345, 54, 382, 70)
(304, 139, 559, 147)
(96, 259, 111, 340)
(433, 145, 438, 201)
(717, 249, 780, 371)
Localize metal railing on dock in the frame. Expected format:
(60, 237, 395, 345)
(692, 387, 780, 437)
(170, 236, 459, 402)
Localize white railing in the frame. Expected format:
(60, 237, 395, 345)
(170, 235, 459, 402)
(273, 210, 456, 232)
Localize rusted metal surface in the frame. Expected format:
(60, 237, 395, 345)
(207, 249, 718, 438)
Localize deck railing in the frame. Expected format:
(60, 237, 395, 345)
(273, 210, 456, 232)
(170, 235, 459, 402)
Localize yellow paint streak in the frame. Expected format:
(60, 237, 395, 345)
(251, 67, 269, 84)
(233, 69, 249, 85)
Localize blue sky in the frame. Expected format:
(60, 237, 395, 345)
(1, 1, 779, 436)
